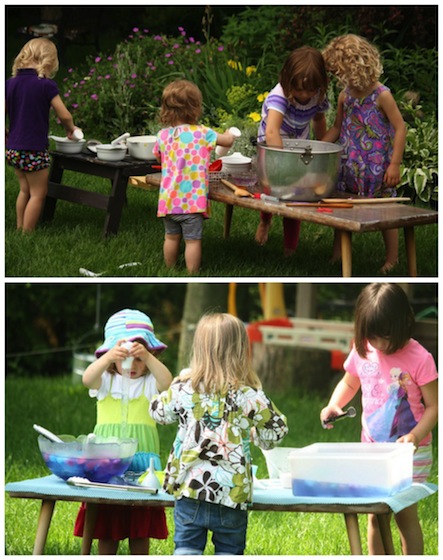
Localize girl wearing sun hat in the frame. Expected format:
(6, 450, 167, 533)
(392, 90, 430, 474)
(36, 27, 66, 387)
(74, 309, 172, 555)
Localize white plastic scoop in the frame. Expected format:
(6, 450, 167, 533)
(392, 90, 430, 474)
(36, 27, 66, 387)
(33, 424, 64, 443)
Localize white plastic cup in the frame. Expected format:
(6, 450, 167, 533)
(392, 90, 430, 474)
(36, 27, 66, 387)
(121, 340, 133, 369)
(72, 128, 84, 141)
(216, 126, 242, 157)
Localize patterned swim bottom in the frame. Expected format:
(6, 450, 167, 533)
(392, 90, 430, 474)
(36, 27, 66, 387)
(6, 149, 51, 171)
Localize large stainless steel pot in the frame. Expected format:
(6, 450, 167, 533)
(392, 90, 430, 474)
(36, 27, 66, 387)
(256, 139, 343, 201)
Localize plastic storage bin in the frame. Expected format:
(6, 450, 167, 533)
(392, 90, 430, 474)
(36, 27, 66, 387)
(289, 442, 414, 498)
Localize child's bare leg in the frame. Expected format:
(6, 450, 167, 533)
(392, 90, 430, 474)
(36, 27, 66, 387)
(129, 537, 150, 554)
(255, 212, 272, 245)
(19, 168, 49, 231)
(163, 233, 181, 267)
(331, 229, 342, 262)
(394, 504, 423, 555)
(184, 239, 202, 273)
(98, 538, 119, 554)
(380, 229, 399, 273)
(15, 169, 30, 229)
(367, 512, 391, 555)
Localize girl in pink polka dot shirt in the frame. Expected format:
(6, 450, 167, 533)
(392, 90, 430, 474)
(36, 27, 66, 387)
(153, 80, 234, 273)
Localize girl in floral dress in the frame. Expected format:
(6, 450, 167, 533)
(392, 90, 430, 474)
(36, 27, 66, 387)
(149, 313, 288, 555)
(322, 34, 407, 273)
(153, 79, 235, 273)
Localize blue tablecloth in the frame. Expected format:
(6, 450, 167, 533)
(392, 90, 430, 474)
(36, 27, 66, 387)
(6, 475, 437, 514)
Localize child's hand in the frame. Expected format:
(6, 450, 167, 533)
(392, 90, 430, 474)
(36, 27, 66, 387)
(383, 162, 401, 187)
(320, 405, 343, 429)
(396, 432, 419, 450)
(129, 341, 152, 364)
(106, 340, 132, 364)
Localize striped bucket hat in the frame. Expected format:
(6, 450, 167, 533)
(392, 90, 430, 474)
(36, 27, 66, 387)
(95, 309, 167, 357)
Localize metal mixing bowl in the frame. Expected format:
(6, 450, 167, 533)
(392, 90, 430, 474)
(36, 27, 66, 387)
(256, 139, 343, 201)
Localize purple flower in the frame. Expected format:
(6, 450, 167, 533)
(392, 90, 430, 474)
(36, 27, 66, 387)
(72, 103, 78, 109)
(105, 74, 111, 80)
(154, 35, 162, 41)
(95, 57, 101, 63)
(131, 73, 137, 79)
(195, 49, 201, 54)
(107, 56, 113, 61)
(68, 68, 73, 73)
(218, 46, 224, 52)
(64, 92, 70, 97)
(133, 27, 139, 32)
(168, 60, 174, 65)
(91, 94, 98, 101)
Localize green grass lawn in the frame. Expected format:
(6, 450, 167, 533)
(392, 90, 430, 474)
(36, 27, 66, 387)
(5, 166, 438, 277)
(5, 376, 438, 555)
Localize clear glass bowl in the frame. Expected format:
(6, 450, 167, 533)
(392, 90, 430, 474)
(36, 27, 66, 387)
(37, 434, 138, 482)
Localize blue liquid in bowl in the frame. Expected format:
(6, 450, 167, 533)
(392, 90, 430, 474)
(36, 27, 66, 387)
(43, 453, 133, 483)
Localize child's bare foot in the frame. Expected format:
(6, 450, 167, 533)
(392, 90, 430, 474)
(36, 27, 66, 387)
(380, 260, 399, 274)
(255, 220, 270, 245)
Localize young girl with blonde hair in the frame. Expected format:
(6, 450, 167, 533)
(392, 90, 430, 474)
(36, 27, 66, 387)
(6, 38, 81, 231)
(153, 79, 235, 273)
(322, 35, 407, 272)
(150, 312, 288, 555)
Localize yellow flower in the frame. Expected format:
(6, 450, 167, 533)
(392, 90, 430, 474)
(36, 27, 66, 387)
(257, 92, 269, 103)
(248, 112, 261, 123)
(228, 60, 243, 71)
(246, 65, 257, 77)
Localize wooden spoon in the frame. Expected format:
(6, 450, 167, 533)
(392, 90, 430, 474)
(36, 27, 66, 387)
(221, 178, 254, 197)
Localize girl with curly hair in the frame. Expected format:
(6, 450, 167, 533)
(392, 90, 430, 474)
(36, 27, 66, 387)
(322, 35, 407, 273)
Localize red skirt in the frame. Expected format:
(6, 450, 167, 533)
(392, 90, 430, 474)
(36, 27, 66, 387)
(74, 502, 168, 540)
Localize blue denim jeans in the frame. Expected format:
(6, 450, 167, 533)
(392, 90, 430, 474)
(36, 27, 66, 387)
(173, 497, 248, 555)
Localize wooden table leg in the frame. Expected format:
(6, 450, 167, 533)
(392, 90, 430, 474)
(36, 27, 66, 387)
(103, 170, 127, 237)
(344, 513, 363, 555)
(340, 230, 353, 277)
(404, 226, 417, 277)
(32, 499, 55, 555)
(377, 513, 395, 555)
(81, 502, 98, 555)
(224, 204, 234, 238)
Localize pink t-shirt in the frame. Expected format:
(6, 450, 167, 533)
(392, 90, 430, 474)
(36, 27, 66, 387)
(344, 338, 437, 445)
(153, 124, 217, 217)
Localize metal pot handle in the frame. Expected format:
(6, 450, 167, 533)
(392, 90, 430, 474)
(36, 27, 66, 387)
(300, 146, 313, 166)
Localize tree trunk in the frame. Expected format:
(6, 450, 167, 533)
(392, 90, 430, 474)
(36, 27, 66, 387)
(177, 283, 229, 371)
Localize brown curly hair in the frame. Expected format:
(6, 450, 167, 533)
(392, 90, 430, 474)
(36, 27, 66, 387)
(159, 79, 202, 126)
(322, 34, 383, 90)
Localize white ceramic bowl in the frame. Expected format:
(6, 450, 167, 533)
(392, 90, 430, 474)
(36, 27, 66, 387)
(49, 136, 86, 154)
(126, 135, 157, 160)
(221, 152, 252, 174)
(96, 144, 127, 162)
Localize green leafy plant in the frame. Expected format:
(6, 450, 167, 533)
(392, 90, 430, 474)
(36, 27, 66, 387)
(398, 104, 438, 205)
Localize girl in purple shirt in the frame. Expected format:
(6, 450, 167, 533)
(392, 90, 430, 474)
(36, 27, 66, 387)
(6, 38, 81, 231)
(256, 47, 329, 256)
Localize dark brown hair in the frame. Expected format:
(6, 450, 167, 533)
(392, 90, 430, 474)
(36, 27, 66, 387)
(279, 46, 328, 100)
(354, 283, 415, 358)
(159, 79, 202, 126)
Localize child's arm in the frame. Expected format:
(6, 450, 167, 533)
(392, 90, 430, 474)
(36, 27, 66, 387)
(320, 372, 361, 428)
(251, 392, 289, 449)
(216, 130, 235, 149)
(130, 341, 173, 392)
(312, 112, 327, 140)
(82, 342, 130, 389)
(378, 90, 407, 187)
(264, 109, 284, 147)
(50, 95, 78, 138)
(396, 379, 438, 448)
(322, 91, 345, 143)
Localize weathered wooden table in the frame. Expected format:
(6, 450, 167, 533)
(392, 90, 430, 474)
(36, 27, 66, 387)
(9, 475, 427, 555)
(41, 151, 156, 237)
(143, 175, 437, 277)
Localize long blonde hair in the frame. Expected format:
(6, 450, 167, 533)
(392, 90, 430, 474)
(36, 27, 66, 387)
(322, 34, 383, 90)
(12, 38, 59, 78)
(181, 313, 262, 393)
